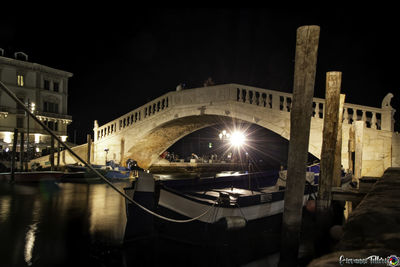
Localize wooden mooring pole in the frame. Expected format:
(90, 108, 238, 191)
(317, 72, 342, 213)
(50, 136, 55, 171)
(19, 131, 24, 171)
(315, 72, 342, 257)
(10, 128, 18, 182)
(87, 134, 92, 164)
(333, 94, 346, 187)
(57, 140, 61, 169)
(279, 25, 320, 267)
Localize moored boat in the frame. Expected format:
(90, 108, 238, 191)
(123, 170, 318, 245)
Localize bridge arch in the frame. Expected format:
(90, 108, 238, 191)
(92, 84, 394, 176)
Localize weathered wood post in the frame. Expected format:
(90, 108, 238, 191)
(279, 25, 320, 267)
(317, 72, 342, 213)
(348, 125, 355, 174)
(10, 128, 18, 182)
(333, 94, 346, 187)
(19, 131, 24, 171)
(50, 136, 55, 171)
(87, 134, 92, 164)
(57, 140, 61, 169)
(354, 120, 364, 186)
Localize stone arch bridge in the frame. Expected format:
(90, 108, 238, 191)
(32, 83, 398, 177)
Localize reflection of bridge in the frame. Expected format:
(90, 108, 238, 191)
(32, 83, 398, 177)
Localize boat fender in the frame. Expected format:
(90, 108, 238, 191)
(135, 171, 155, 193)
(218, 216, 247, 231)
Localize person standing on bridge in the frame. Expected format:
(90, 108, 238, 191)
(203, 77, 214, 87)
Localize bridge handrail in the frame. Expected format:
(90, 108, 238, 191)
(94, 83, 394, 142)
(94, 91, 174, 141)
(231, 84, 391, 131)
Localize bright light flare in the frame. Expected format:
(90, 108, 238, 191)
(229, 131, 246, 147)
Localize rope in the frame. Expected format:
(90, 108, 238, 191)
(0, 81, 219, 224)
(235, 201, 248, 222)
(127, 194, 221, 223)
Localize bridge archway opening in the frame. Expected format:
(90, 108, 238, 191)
(164, 122, 319, 171)
(124, 114, 319, 170)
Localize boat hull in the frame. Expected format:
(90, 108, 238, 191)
(123, 172, 317, 246)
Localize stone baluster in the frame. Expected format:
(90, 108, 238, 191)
(282, 96, 287, 111)
(288, 97, 292, 111)
(371, 112, 377, 129)
(237, 88, 242, 102)
(272, 93, 280, 110)
(245, 89, 251, 104)
(261, 93, 266, 107)
(313, 102, 319, 118)
(343, 107, 349, 124)
(252, 91, 257, 105)
(361, 110, 367, 123)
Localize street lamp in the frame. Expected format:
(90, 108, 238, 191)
(219, 130, 230, 141)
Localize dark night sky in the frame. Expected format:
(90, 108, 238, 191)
(1, 8, 399, 144)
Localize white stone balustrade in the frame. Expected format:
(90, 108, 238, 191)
(94, 94, 171, 141)
(93, 84, 394, 142)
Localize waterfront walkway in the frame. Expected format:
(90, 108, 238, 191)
(308, 167, 400, 266)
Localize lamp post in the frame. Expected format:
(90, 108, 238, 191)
(219, 130, 231, 161)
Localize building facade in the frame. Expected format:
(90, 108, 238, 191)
(0, 49, 73, 154)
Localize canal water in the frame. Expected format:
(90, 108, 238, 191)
(0, 176, 288, 267)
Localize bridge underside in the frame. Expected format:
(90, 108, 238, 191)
(125, 115, 241, 169)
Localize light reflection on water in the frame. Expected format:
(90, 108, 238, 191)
(0, 180, 131, 266)
(0, 173, 282, 266)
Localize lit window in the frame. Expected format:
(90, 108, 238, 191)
(17, 75, 24, 86)
(34, 134, 40, 144)
(4, 132, 12, 143)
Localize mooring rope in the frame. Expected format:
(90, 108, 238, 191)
(0, 81, 220, 224)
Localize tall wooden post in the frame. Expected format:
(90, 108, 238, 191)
(50, 136, 55, 171)
(354, 120, 364, 183)
(10, 128, 18, 182)
(87, 134, 92, 164)
(57, 140, 61, 169)
(317, 72, 342, 214)
(348, 125, 355, 174)
(19, 131, 24, 171)
(333, 94, 346, 187)
(279, 25, 320, 267)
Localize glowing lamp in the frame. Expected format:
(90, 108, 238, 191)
(230, 131, 246, 147)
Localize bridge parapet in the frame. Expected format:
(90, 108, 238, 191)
(94, 93, 172, 142)
(232, 84, 392, 131)
(94, 83, 394, 143)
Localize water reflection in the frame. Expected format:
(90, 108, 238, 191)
(0, 175, 280, 266)
(0, 195, 11, 223)
(24, 222, 38, 266)
(0, 180, 131, 266)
